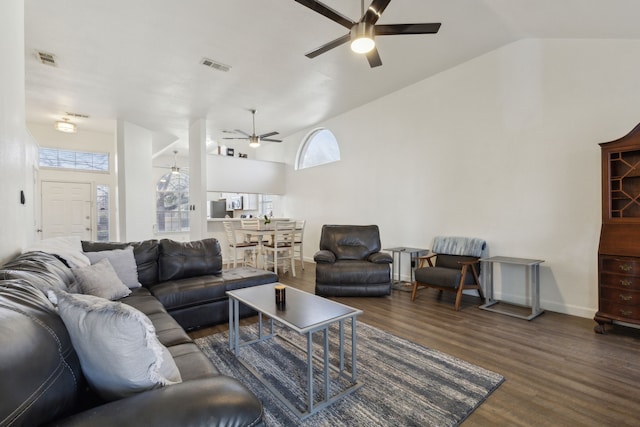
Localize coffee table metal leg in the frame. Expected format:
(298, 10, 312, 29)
(339, 320, 345, 372)
(228, 298, 233, 351)
(351, 316, 357, 381)
(307, 331, 313, 413)
(323, 328, 330, 403)
(228, 298, 240, 355)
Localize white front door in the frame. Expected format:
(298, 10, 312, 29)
(41, 181, 92, 240)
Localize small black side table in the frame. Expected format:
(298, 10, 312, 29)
(384, 247, 430, 288)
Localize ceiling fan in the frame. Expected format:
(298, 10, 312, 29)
(294, 0, 441, 68)
(222, 109, 282, 148)
(154, 150, 188, 176)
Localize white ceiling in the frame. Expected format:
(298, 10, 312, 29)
(24, 0, 640, 155)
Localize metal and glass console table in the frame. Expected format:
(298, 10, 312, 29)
(384, 247, 429, 286)
(479, 256, 545, 320)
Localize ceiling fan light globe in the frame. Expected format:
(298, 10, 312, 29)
(351, 37, 375, 53)
(249, 137, 260, 148)
(350, 22, 375, 54)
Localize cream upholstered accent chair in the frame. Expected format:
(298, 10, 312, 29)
(222, 221, 258, 268)
(293, 220, 306, 270)
(262, 220, 296, 277)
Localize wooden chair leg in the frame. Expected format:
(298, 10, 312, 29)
(454, 265, 469, 311)
(454, 286, 464, 311)
(471, 265, 485, 301)
(411, 281, 419, 301)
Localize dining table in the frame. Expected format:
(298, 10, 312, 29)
(238, 222, 301, 271)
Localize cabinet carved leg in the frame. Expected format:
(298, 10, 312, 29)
(594, 322, 607, 334)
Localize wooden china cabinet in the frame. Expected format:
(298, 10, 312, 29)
(596, 122, 640, 333)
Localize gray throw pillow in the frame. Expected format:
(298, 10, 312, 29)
(85, 246, 142, 289)
(52, 291, 182, 401)
(72, 258, 132, 300)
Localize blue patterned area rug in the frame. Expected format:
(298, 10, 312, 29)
(195, 322, 504, 426)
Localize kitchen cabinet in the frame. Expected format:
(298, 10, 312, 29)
(242, 194, 258, 210)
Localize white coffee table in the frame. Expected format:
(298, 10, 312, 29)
(226, 283, 363, 420)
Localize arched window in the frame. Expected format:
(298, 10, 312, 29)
(156, 171, 189, 232)
(296, 128, 340, 170)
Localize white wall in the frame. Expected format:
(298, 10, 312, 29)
(274, 39, 640, 318)
(0, 0, 38, 264)
(207, 155, 286, 194)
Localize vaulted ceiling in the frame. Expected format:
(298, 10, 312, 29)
(24, 0, 640, 154)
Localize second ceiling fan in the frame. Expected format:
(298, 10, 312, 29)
(223, 109, 281, 148)
(294, 0, 441, 68)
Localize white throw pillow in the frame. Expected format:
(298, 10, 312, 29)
(72, 258, 132, 300)
(85, 246, 142, 289)
(53, 292, 182, 400)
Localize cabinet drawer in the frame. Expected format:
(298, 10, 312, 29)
(601, 257, 640, 275)
(598, 301, 640, 320)
(599, 287, 640, 305)
(600, 273, 640, 290)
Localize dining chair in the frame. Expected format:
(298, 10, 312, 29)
(293, 220, 306, 270)
(222, 221, 258, 268)
(262, 220, 296, 277)
(240, 218, 261, 242)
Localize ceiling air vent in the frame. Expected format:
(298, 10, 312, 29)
(65, 112, 90, 119)
(200, 57, 231, 72)
(36, 51, 57, 66)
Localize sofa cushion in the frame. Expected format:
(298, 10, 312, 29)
(82, 240, 160, 286)
(148, 275, 227, 311)
(72, 258, 132, 300)
(0, 280, 82, 427)
(158, 238, 223, 282)
(85, 246, 142, 289)
(222, 267, 279, 291)
(117, 288, 192, 347)
(168, 343, 219, 381)
(53, 292, 182, 401)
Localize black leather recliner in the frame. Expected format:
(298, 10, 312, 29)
(314, 225, 392, 297)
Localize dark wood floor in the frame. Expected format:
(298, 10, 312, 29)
(190, 262, 640, 426)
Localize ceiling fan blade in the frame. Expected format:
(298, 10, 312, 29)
(305, 33, 351, 58)
(222, 137, 249, 140)
(294, 0, 355, 30)
(258, 131, 279, 139)
(366, 47, 382, 68)
(261, 138, 282, 143)
(233, 129, 251, 137)
(362, 0, 391, 24)
(375, 23, 441, 36)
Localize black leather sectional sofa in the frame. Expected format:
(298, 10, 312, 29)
(0, 238, 277, 427)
